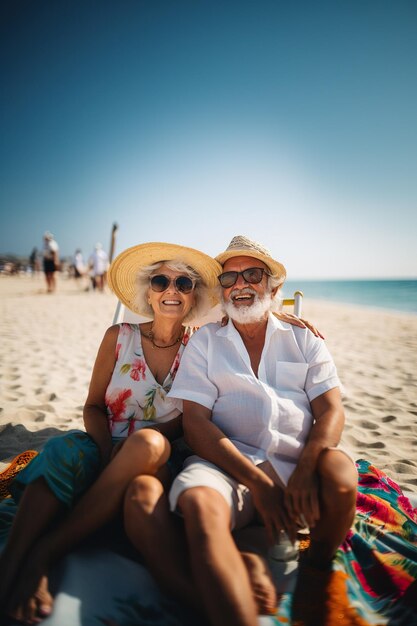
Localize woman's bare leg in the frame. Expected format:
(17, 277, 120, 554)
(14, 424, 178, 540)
(179, 486, 259, 626)
(0, 478, 63, 610)
(6, 429, 171, 620)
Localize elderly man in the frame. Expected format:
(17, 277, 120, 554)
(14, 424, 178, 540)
(168, 235, 357, 626)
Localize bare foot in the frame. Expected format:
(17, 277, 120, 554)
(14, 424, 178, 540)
(241, 551, 278, 615)
(6, 548, 53, 624)
(8, 575, 53, 624)
(9, 575, 53, 624)
(0, 549, 22, 613)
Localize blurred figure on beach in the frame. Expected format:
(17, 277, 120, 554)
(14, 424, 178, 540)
(42, 232, 59, 293)
(70, 249, 88, 289)
(29, 248, 40, 277)
(88, 243, 108, 292)
(73, 249, 85, 278)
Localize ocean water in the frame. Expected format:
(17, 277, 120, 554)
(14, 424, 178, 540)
(282, 279, 417, 314)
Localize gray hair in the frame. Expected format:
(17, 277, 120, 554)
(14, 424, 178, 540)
(134, 259, 211, 323)
(268, 274, 284, 311)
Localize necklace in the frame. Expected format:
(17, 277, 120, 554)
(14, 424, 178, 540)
(144, 328, 183, 349)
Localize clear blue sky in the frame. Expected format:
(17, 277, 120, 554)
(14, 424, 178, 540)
(1, 0, 416, 279)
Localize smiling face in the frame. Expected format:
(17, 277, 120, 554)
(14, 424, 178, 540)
(147, 264, 196, 322)
(220, 256, 276, 323)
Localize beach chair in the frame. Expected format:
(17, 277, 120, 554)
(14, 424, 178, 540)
(282, 290, 303, 317)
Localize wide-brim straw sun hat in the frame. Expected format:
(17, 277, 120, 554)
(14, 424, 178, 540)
(215, 235, 286, 280)
(107, 242, 222, 316)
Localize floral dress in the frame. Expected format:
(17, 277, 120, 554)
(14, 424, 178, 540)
(105, 323, 192, 439)
(0, 324, 193, 515)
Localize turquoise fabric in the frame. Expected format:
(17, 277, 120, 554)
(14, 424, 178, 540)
(9, 430, 100, 508)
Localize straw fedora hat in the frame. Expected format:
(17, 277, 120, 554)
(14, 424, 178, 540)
(107, 242, 222, 316)
(215, 235, 286, 280)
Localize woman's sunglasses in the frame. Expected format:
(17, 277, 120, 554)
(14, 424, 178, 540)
(150, 274, 195, 294)
(218, 267, 271, 289)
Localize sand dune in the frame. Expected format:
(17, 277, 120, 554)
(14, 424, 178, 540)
(1, 275, 416, 493)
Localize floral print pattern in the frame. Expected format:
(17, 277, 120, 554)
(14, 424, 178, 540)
(130, 358, 146, 381)
(105, 324, 193, 439)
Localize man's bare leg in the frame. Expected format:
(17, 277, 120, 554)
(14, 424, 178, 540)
(307, 449, 357, 568)
(124, 474, 201, 611)
(292, 449, 357, 625)
(178, 486, 259, 626)
(125, 475, 277, 617)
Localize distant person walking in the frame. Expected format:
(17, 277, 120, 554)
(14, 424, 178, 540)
(88, 243, 108, 291)
(42, 232, 59, 293)
(72, 249, 85, 279)
(29, 248, 39, 277)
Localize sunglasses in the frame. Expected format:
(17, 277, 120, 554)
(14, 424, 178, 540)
(149, 274, 195, 294)
(218, 267, 271, 289)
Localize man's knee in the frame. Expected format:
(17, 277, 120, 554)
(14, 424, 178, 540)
(317, 449, 357, 500)
(178, 487, 231, 533)
(124, 475, 164, 517)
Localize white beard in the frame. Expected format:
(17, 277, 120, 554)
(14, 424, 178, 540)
(222, 288, 273, 324)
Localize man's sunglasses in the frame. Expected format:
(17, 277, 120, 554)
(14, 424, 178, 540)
(149, 274, 196, 294)
(218, 267, 271, 289)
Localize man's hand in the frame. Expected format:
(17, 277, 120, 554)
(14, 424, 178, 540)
(250, 475, 297, 544)
(284, 464, 320, 530)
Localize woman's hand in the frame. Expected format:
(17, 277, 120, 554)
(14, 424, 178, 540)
(223, 311, 324, 338)
(274, 312, 325, 339)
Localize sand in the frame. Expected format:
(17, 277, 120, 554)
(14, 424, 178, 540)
(1, 274, 417, 493)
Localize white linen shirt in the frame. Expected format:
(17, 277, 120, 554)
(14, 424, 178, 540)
(168, 312, 341, 485)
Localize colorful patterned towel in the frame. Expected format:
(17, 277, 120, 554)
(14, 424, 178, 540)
(273, 459, 417, 625)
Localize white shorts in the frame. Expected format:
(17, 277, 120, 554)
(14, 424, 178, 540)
(169, 455, 256, 530)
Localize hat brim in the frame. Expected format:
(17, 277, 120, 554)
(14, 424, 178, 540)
(215, 249, 286, 281)
(107, 242, 222, 317)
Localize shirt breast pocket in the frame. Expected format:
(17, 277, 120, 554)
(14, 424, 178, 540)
(275, 361, 308, 392)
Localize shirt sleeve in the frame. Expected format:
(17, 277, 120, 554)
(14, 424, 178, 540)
(301, 331, 341, 402)
(168, 328, 219, 410)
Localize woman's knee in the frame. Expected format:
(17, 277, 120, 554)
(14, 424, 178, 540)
(123, 429, 171, 468)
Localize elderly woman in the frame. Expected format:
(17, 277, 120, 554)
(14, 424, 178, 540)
(0, 241, 316, 623)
